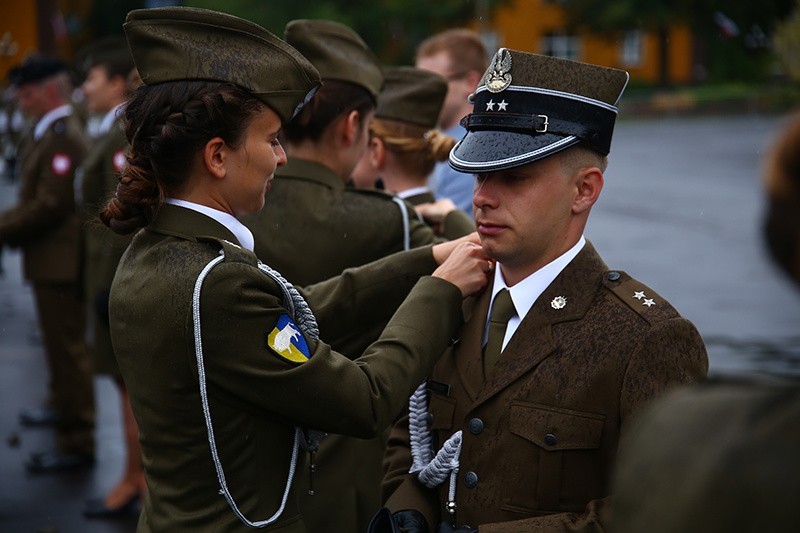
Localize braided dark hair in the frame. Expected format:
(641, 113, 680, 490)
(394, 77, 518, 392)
(100, 81, 265, 234)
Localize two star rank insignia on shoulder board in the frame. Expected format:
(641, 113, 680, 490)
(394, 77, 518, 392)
(266, 314, 311, 364)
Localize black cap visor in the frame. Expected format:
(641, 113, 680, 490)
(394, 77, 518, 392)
(449, 130, 581, 173)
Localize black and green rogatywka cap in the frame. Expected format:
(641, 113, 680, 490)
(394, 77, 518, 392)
(376, 67, 447, 129)
(284, 19, 383, 99)
(123, 6, 321, 124)
(450, 48, 630, 173)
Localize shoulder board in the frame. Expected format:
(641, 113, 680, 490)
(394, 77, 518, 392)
(602, 270, 679, 324)
(196, 236, 257, 266)
(345, 186, 397, 200)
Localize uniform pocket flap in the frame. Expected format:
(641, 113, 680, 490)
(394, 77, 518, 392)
(428, 393, 456, 431)
(509, 401, 605, 451)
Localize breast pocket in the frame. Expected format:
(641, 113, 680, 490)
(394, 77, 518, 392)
(507, 401, 606, 513)
(427, 392, 456, 451)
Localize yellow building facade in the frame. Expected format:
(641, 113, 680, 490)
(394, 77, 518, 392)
(488, 0, 694, 84)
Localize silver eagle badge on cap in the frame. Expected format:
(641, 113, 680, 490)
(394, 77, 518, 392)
(485, 48, 512, 93)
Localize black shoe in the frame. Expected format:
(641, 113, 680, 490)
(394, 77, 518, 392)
(83, 495, 140, 519)
(19, 406, 60, 426)
(25, 450, 95, 473)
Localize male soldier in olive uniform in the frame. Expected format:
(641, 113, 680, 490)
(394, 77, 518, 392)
(0, 56, 94, 472)
(241, 20, 445, 533)
(375, 50, 708, 532)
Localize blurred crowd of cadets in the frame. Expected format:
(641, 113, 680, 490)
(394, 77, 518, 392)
(0, 82, 107, 182)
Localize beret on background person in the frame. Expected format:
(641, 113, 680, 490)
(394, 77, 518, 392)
(8, 55, 68, 87)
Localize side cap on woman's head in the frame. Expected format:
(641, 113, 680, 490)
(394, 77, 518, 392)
(123, 6, 321, 123)
(376, 67, 447, 129)
(284, 19, 383, 99)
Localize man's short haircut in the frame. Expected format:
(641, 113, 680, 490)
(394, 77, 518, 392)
(416, 29, 489, 76)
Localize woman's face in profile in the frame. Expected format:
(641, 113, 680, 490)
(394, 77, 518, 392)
(224, 106, 287, 216)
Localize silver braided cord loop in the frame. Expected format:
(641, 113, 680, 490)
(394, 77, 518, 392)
(192, 250, 320, 528)
(418, 431, 463, 488)
(407, 382, 463, 490)
(257, 260, 319, 341)
(409, 382, 433, 473)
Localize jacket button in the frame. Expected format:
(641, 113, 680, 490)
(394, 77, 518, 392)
(544, 433, 557, 446)
(607, 271, 621, 281)
(468, 418, 484, 435)
(464, 471, 478, 488)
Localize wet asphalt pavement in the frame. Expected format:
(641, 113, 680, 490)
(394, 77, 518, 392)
(1, 113, 799, 532)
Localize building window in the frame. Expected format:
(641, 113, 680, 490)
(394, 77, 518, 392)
(621, 30, 642, 66)
(541, 32, 581, 60)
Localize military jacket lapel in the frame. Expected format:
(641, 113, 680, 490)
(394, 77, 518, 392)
(475, 243, 609, 405)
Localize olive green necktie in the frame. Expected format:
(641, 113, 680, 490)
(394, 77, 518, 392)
(483, 288, 516, 377)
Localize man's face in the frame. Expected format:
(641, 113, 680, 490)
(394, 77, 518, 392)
(416, 51, 475, 129)
(81, 66, 123, 114)
(472, 154, 579, 282)
(16, 82, 49, 119)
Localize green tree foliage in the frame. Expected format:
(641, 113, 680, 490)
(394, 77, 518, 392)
(184, 0, 507, 65)
(774, 1, 800, 81)
(565, 0, 795, 84)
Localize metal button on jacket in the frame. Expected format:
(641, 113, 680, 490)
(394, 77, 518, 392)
(544, 433, 557, 446)
(464, 471, 479, 488)
(607, 271, 621, 281)
(468, 417, 484, 435)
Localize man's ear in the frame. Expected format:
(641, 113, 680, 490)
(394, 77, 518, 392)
(202, 137, 228, 179)
(573, 167, 603, 214)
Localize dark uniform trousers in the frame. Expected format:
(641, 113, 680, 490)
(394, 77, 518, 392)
(3, 114, 94, 455)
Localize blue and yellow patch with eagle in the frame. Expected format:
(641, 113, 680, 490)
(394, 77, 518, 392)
(266, 314, 311, 364)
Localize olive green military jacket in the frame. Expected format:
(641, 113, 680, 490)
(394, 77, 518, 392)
(383, 242, 709, 532)
(79, 116, 132, 374)
(242, 157, 442, 288)
(0, 111, 87, 283)
(613, 379, 800, 533)
(110, 204, 464, 532)
(403, 189, 475, 241)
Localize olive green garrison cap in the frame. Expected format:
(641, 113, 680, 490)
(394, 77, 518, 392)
(284, 19, 383, 99)
(123, 6, 321, 123)
(376, 67, 447, 129)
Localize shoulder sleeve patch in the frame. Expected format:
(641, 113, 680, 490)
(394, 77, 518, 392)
(51, 152, 73, 176)
(112, 149, 126, 172)
(266, 314, 311, 364)
(603, 270, 679, 322)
